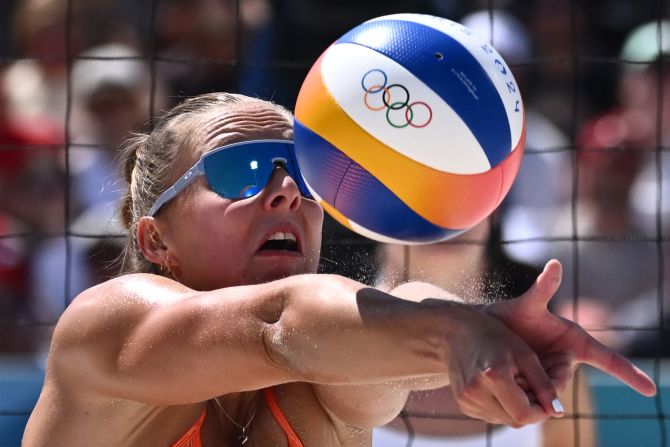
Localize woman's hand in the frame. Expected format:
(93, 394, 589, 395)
(483, 260, 657, 397)
(444, 302, 564, 427)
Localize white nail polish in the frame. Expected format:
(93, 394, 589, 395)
(552, 398, 564, 414)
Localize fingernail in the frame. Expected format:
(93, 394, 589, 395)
(552, 398, 564, 414)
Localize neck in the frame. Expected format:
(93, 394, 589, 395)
(213, 391, 261, 441)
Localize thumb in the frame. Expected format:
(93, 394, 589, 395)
(520, 259, 563, 309)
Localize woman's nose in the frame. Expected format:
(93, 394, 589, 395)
(261, 167, 302, 211)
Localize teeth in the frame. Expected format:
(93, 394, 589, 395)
(268, 232, 297, 242)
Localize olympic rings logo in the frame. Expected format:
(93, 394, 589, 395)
(361, 69, 433, 129)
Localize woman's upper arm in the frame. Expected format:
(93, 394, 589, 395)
(50, 273, 295, 405)
(50, 273, 466, 410)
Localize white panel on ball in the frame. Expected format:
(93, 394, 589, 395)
(368, 13, 525, 151)
(321, 43, 492, 174)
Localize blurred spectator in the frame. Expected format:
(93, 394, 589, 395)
(5, 0, 71, 123)
(0, 74, 63, 234)
(1, 39, 141, 331)
(550, 20, 669, 350)
(19, 42, 159, 325)
(0, 120, 91, 326)
(620, 19, 670, 230)
(599, 20, 670, 355)
(549, 111, 657, 347)
(70, 43, 161, 210)
(2, 0, 149, 349)
(373, 219, 595, 447)
(618, 20, 670, 148)
(4, 0, 141, 123)
(0, 67, 63, 351)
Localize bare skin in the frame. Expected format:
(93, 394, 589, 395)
(23, 102, 656, 447)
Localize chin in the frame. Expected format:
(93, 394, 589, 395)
(247, 262, 315, 285)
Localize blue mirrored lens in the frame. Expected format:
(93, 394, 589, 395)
(202, 142, 312, 199)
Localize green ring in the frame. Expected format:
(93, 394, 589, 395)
(386, 102, 411, 128)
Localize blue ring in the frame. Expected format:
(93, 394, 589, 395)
(361, 69, 387, 94)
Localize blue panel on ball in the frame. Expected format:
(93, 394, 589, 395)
(294, 120, 461, 242)
(292, 121, 352, 206)
(337, 19, 511, 167)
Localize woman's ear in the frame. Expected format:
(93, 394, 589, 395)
(137, 216, 169, 265)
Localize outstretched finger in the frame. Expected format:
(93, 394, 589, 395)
(519, 260, 563, 309)
(581, 336, 656, 397)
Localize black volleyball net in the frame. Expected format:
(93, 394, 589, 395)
(0, 0, 668, 446)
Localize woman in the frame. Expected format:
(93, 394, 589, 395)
(23, 93, 654, 447)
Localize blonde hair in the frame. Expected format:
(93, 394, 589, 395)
(118, 92, 293, 273)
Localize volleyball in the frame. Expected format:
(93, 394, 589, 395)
(293, 13, 526, 244)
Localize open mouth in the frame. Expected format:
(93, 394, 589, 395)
(258, 232, 299, 252)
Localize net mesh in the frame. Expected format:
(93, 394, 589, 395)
(0, 0, 668, 445)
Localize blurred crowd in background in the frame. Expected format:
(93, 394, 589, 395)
(0, 0, 668, 363)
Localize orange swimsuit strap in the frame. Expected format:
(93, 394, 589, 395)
(264, 387, 305, 447)
(171, 388, 305, 447)
(171, 407, 207, 447)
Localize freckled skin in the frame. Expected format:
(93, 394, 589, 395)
(23, 99, 656, 447)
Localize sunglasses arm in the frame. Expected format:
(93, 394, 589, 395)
(147, 162, 205, 216)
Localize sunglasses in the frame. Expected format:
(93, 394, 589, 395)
(147, 139, 313, 216)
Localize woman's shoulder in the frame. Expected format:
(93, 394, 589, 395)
(74, 273, 191, 307)
(54, 274, 192, 343)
